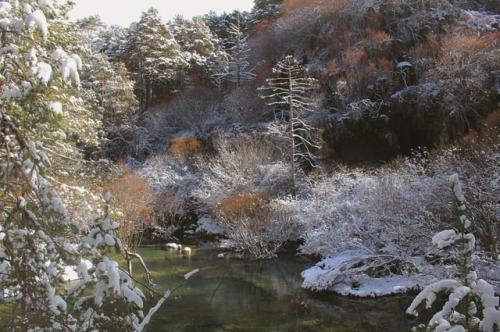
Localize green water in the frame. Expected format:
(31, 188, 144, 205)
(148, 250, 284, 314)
(131, 244, 418, 332)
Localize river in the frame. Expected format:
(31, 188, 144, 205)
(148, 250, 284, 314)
(130, 244, 420, 331)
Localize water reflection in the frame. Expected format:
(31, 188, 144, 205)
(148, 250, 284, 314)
(132, 245, 417, 331)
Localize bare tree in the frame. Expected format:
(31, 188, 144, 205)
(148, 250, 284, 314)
(214, 12, 256, 90)
(260, 55, 320, 198)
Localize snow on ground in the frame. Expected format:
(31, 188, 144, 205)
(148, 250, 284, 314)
(301, 249, 500, 297)
(460, 10, 500, 31)
(195, 215, 229, 235)
(302, 249, 435, 297)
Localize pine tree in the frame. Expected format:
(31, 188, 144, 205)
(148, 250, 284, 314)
(122, 7, 186, 109)
(0, 1, 167, 330)
(407, 174, 500, 331)
(250, 0, 284, 25)
(259, 55, 320, 198)
(169, 15, 227, 86)
(93, 24, 130, 62)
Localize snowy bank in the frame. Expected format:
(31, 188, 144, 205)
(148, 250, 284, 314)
(301, 250, 433, 297)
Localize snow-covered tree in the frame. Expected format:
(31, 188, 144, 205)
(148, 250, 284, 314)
(81, 53, 140, 159)
(259, 55, 320, 198)
(216, 12, 256, 89)
(93, 24, 130, 62)
(407, 174, 500, 332)
(250, 0, 284, 25)
(0, 1, 167, 330)
(122, 7, 186, 109)
(203, 10, 251, 46)
(75, 15, 107, 50)
(169, 15, 227, 86)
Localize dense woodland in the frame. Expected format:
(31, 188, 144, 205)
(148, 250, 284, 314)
(0, 0, 499, 330)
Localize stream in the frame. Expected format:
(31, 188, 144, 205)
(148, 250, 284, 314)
(131, 244, 420, 331)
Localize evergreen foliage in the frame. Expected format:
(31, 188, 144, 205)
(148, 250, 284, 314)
(0, 1, 167, 330)
(407, 174, 500, 332)
(122, 7, 186, 109)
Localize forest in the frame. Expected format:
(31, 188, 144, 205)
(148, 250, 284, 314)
(0, 0, 499, 330)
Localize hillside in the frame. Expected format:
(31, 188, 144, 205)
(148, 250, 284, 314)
(1, 0, 498, 330)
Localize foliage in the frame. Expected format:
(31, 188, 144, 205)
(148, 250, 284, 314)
(121, 7, 186, 109)
(406, 174, 500, 332)
(214, 191, 296, 259)
(169, 136, 202, 161)
(169, 15, 228, 86)
(250, 0, 284, 26)
(104, 169, 154, 250)
(0, 2, 165, 330)
(214, 13, 256, 90)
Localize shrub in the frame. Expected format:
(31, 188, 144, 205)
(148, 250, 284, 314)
(213, 192, 296, 259)
(406, 174, 500, 332)
(169, 136, 202, 162)
(448, 110, 500, 257)
(151, 191, 191, 239)
(104, 169, 154, 250)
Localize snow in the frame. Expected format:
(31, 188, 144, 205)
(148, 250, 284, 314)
(121, 284, 143, 308)
(38, 0, 54, 12)
(1, 83, 22, 100)
(26, 9, 48, 38)
(184, 268, 199, 280)
(48, 101, 62, 115)
(61, 57, 80, 86)
(196, 215, 228, 235)
(134, 291, 170, 332)
(76, 259, 93, 282)
(396, 61, 412, 69)
(460, 10, 500, 31)
(32, 62, 52, 84)
(51, 48, 66, 61)
(301, 250, 424, 297)
(432, 229, 458, 249)
(104, 234, 116, 246)
(0, 2, 12, 13)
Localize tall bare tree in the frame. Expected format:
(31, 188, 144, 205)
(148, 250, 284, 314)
(260, 55, 320, 198)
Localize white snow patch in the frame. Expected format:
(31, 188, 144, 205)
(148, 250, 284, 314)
(302, 250, 423, 297)
(195, 216, 228, 235)
(61, 57, 80, 86)
(32, 62, 52, 84)
(0, 2, 12, 13)
(26, 9, 48, 38)
(48, 101, 62, 115)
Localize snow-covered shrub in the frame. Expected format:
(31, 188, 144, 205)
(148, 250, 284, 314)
(406, 174, 500, 332)
(191, 133, 288, 212)
(69, 197, 170, 331)
(213, 192, 297, 259)
(297, 163, 447, 258)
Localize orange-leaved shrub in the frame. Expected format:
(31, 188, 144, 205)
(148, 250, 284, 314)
(104, 169, 154, 249)
(214, 191, 271, 228)
(213, 191, 295, 259)
(169, 136, 202, 161)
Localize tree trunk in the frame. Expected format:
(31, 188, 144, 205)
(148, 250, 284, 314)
(145, 77, 153, 110)
(288, 67, 296, 199)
